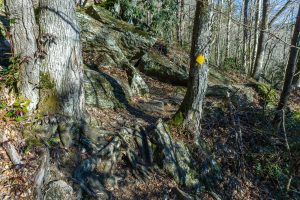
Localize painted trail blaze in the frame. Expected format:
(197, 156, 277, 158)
(196, 54, 205, 65)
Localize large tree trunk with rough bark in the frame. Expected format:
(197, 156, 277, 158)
(274, 4, 300, 123)
(5, 0, 40, 112)
(252, 0, 269, 80)
(38, 0, 84, 119)
(172, 0, 212, 134)
(5, 0, 85, 119)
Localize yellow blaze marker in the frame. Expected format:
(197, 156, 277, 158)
(196, 54, 205, 65)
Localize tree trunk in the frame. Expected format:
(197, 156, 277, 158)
(247, 0, 255, 70)
(179, 0, 185, 46)
(216, 0, 223, 67)
(5, 0, 84, 119)
(172, 0, 212, 133)
(274, 4, 300, 122)
(242, 0, 249, 72)
(251, 0, 261, 74)
(235, 3, 243, 68)
(225, 0, 232, 59)
(5, 0, 40, 112)
(252, 0, 269, 80)
(38, 0, 84, 119)
(293, 54, 300, 88)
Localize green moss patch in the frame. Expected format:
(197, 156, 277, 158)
(169, 111, 184, 127)
(256, 83, 278, 106)
(37, 72, 61, 115)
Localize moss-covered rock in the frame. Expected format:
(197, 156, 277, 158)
(78, 5, 156, 68)
(255, 83, 279, 107)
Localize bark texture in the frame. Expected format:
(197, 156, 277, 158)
(225, 0, 232, 58)
(39, 0, 84, 119)
(5, 0, 40, 111)
(216, 0, 223, 67)
(242, 0, 249, 72)
(252, 0, 269, 80)
(174, 0, 212, 133)
(293, 54, 300, 88)
(276, 4, 300, 116)
(251, 0, 261, 73)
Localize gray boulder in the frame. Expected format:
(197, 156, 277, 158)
(44, 180, 74, 200)
(206, 84, 255, 105)
(84, 68, 149, 109)
(136, 51, 189, 86)
(84, 69, 121, 109)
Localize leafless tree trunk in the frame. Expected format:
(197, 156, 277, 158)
(235, 3, 243, 67)
(252, 0, 269, 80)
(180, 0, 185, 46)
(225, 0, 232, 58)
(251, 0, 261, 74)
(216, 0, 223, 67)
(274, 4, 300, 122)
(293, 54, 300, 88)
(5, 0, 40, 112)
(173, 0, 213, 133)
(242, 0, 250, 72)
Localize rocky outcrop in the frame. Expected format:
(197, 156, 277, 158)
(78, 5, 189, 86)
(84, 67, 149, 109)
(84, 69, 124, 109)
(78, 5, 156, 68)
(206, 84, 256, 106)
(136, 51, 189, 86)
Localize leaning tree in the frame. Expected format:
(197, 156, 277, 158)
(172, 0, 213, 134)
(5, 0, 84, 119)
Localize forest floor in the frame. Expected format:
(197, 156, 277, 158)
(0, 67, 300, 199)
